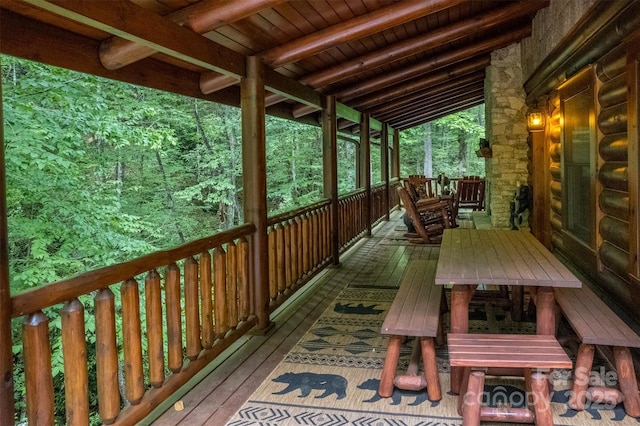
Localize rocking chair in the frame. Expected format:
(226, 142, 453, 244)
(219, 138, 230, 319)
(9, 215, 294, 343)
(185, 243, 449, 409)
(397, 186, 451, 244)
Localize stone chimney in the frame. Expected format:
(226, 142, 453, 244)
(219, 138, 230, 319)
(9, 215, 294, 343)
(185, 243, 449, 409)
(484, 43, 529, 228)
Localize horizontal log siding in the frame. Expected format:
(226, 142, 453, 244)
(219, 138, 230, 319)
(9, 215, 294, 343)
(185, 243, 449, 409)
(595, 44, 634, 307)
(549, 93, 564, 250)
(16, 224, 257, 426)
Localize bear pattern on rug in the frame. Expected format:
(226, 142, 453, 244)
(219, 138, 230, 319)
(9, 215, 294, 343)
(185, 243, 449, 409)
(272, 372, 347, 400)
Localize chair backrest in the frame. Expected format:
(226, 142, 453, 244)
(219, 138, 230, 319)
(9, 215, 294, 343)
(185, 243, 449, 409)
(455, 177, 485, 211)
(407, 175, 428, 198)
(397, 186, 433, 243)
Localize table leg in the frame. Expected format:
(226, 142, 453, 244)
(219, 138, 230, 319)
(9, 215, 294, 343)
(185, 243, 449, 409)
(535, 287, 555, 336)
(450, 284, 475, 393)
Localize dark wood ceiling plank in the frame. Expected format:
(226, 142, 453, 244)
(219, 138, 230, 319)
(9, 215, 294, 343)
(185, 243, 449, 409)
(347, 57, 489, 109)
(261, 0, 467, 68)
(376, 87, 485, 123)
(99, 0, 285, 69)
(372, 83, 485, 120)
(301, 0, 546, 88)
(337, 25, 530, 102)
(394, 98, 485, 130)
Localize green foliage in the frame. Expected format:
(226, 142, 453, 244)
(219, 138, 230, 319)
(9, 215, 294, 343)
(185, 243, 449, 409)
(2, 54, 486, 424)
(399, 106, 486, 178)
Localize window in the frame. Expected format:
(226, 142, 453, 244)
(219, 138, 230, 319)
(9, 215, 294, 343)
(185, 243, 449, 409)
(560, 69, 596, 248)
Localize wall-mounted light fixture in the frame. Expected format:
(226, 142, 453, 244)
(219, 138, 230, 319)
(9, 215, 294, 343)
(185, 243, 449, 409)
(526, 106, 545, 132)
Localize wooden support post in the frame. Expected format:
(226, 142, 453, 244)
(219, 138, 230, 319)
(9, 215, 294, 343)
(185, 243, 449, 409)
(381, 123, 390, 220)
(378, 335, 402, 397)
(360, 113, 372, 235)
(535, 286, 556, 336)
(242, 56, 271, 330)
(322, 95, 340, 265)
(530, 371, 554, 426)
(0, 65, 14, 424)
(462, 370, 484, 426)
(392, 129, 400, 180)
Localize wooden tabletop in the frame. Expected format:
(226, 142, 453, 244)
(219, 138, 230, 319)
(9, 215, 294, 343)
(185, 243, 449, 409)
(435, 229, 581, 288)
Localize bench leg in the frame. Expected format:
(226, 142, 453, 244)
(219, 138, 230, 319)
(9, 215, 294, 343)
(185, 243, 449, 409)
(450, 284, 475, 394)
(420, 337, 442, 401)
(614, 346, 640, 417)
(379, 335, 402, 398)
(535, 287, 556, 336)
(461, 370, 484, 426)
(511, 285, 523, 322)
(530, 371, 553, 426)
(569, 343, 595, 411)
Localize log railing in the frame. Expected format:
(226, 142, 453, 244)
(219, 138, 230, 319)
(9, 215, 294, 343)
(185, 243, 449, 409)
(338, 189, 367, 250)
(12, 223, 256, 426)
(10, 181, 399, 425)
(266, 200, 332, 310)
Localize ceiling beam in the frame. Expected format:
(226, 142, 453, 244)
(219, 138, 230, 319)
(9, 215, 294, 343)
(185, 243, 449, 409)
(20, 0, 245, 78)
(378, 87, 485, 123)
(300, 0, 548, 89)
(392, 97, 485, 129)
(0, 9, 241, 106)
(373, 85, 485, 122)
(366, 78, 485, 117)
(260, 0, 466, 68)
(351, 69, 486, 111)
(99, 0, 285, 70)
(337, 26, 530, 102)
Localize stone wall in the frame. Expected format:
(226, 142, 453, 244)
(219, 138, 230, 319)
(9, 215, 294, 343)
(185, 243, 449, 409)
(521, 0, 597, 82)
(485, 44, 529, 228)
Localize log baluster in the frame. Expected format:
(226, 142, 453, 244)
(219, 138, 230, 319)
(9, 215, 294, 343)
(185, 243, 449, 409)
(145, 269, 165, 387)
(296, 216, 304, 279)
(312, 210, 319, 266)
(165, 263, 183, 373)
(284, 221, 292, 289)
(290, 218, 299, 283)
(61, 299, 89, 425)
(200, 251, 214, 348)
(184, 256, 201, 360)
(237, 237, 250, 321)
(227, 241, 239, 329)
(302, 213, 310, 273)
(267, 226, 277, 301)
(94, 289, 120, 424)
(276, 223, 286, 294)
(214, 246, 228, 338)
(23, 311, 54, 425)
(121, 278, 144, 405)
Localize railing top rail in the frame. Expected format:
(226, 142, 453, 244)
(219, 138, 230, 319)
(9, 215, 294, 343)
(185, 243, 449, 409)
(338, 188, 367, 201)
(267, 199, 331, 226)
(11, 223, 256, 318)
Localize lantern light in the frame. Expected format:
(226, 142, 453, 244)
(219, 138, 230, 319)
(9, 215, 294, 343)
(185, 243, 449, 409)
(526, 107, 545, 132)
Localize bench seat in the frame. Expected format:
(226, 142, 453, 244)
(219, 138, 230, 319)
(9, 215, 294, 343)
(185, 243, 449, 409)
(448, 333, 572, 426)
(379, 258, 443, 401)
(555, 285, 640, 417)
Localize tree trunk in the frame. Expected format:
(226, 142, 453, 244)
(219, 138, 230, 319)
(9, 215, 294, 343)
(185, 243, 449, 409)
(457, 130, 468, 176)
(155, 151, 186, 243)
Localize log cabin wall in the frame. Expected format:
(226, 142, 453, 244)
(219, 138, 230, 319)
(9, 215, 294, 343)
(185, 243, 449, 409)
(595, 45, 632, 306)
(522, 1, 640, 322)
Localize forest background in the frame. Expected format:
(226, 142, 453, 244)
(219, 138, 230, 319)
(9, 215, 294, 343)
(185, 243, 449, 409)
(2, 55, 485, 423)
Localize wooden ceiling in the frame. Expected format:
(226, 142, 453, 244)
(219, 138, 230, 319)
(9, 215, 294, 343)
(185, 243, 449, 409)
(0, 0, 549, 133)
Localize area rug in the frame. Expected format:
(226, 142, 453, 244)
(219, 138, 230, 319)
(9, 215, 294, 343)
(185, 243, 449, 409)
(227, 287, 640, 425)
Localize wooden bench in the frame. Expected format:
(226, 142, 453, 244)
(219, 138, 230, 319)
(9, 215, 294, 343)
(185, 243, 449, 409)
(554, 285, 640, 417)
(379, 258, 443, 401)
(448, 333, 573, 426)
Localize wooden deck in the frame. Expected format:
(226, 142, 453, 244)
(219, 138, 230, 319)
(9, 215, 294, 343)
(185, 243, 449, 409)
(146, 210, 437, 425)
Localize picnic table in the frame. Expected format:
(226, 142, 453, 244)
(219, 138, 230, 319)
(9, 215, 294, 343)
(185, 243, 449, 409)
(435, 228, 582, 393)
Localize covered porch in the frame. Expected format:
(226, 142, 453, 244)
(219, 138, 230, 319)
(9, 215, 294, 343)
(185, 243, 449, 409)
(2, 1, 640, 425)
